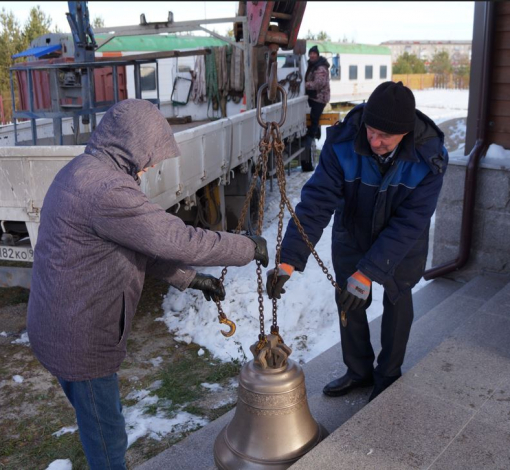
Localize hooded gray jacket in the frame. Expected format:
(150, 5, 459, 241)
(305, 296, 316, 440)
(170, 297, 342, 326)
(27, 99, 256, 381)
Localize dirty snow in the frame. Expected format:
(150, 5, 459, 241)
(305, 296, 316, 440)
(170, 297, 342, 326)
(201, 382, 223, 392)
(123, 392, 208, 448)
(148, 356, 163, 367)
(12, 332, 30, 345)
(52, 426, 78, 437)
(45, 460, 73, 470)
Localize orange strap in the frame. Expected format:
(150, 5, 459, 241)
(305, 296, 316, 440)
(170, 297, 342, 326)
(279, 263, 295, 276)
(352, 270, 371, 286)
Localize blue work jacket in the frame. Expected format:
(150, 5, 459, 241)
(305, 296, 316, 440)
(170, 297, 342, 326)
(281, 104, 449, 303)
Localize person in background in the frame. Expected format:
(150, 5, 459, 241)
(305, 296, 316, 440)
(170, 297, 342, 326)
(303, 45, 331, 171)
(267, 81, 448, 402)
(27, 99, 268, 470)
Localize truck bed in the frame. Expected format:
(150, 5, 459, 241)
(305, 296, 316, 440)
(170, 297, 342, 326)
(0, 97, 308, 249)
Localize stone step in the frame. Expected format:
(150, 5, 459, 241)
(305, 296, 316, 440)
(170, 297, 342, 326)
(289, 274, 510, 469)
(136, 277, 467, 470)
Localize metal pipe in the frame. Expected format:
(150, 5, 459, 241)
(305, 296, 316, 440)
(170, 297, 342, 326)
(423, 1, 494, 280)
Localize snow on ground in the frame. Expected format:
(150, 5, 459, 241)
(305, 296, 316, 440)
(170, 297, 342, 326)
(12, 332, 29, 345)
(52, 426, 78, 437)
(122, 388, 209, 448)
(413, 89, 469, 125)
(45, 460, 73, 470)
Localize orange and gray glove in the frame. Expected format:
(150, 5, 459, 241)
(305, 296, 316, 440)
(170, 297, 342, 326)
(338, 271, 372, 311)
(266, 263, 295, 299)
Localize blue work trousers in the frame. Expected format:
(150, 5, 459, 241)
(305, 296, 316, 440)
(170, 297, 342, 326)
(58, 373, 128, 470)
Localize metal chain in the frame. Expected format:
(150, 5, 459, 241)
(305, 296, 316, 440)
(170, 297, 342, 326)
(213, 128, 272, 338)
(270, 122, 348, 328)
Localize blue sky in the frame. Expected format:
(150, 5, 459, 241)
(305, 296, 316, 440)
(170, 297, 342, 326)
(3, 1, 475, 45)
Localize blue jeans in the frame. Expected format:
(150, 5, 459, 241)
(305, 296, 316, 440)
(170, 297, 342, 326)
(58, 373, 127, 470)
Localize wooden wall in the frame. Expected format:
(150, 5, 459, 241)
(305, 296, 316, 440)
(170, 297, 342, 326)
(488, 1, 510, 148)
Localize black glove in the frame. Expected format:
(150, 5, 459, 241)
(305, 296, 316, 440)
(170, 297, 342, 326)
(247, 235, 269, 268)
(266, 267, 291, 300)
(189, 273, 225, 302)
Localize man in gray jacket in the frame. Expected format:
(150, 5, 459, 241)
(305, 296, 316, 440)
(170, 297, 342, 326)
(27, 99, 267, 469)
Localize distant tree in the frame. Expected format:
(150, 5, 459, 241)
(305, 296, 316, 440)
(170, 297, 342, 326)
(316, 30, 330, 41)
(393, 52, 426, 74)
(226, 28, 234, 38)
(429, 51, 452, 74)
(0, 9, 24, 89)
(92, 16, 105, 29)
(21, 6, 52, 47)
(454, 56, 470, 78)
(303, 29, 316, 40)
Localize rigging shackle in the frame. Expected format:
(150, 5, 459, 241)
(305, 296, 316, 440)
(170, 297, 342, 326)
(256, 83, 288, 129)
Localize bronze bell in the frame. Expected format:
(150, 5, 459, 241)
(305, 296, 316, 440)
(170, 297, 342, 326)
(214, 334, 329, 469)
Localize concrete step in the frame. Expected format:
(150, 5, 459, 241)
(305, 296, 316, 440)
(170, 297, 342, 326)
(289, 274, 510, 470)
(136, 276, 467, 470)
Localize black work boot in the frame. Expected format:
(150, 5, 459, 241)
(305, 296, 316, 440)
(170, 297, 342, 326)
(323, 373, 374, 397)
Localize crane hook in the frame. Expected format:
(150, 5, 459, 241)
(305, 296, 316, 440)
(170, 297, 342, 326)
(218, 316, 236, 337)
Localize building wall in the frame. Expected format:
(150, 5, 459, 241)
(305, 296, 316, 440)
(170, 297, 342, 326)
(321, 52, 392, 103)
(487, 1, 510, 149)
(431, 156, 510, 281)
(381, 40, 471, 67)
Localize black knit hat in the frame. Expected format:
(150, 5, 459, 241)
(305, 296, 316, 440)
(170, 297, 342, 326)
(308, 45, 319, 56)
(363, 81, 416, 134)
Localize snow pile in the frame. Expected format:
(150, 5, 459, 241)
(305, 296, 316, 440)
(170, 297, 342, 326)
(485, 144, 510, 168)
(45, 460, 72, 470)
(12, 375, 24, 383)
(123, 389, 208, 448)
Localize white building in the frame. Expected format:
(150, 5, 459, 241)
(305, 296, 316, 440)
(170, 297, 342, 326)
(306, 41, 393, 103)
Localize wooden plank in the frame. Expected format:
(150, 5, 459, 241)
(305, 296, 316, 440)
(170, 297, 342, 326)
(493, 50, 510, 67)
(488, 130, 510, 149)
(490, 83, 510, 101)
(492, 66, 510, 84)
(497, 1, 510, 16)
(306, 112, 340, 126)
(488, 99, 510, 117)
(487, 115, 510, 134)
(494, 31, 510, 49)
(495, 14, 510, 32)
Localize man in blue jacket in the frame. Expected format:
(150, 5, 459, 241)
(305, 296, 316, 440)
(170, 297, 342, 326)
(267, 81, 448, 401)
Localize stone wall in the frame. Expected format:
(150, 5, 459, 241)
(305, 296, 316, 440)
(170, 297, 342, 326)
(431, 155, 510, 281)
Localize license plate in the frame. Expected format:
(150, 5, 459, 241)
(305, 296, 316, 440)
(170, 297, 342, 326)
(0, 245, 34, 262)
